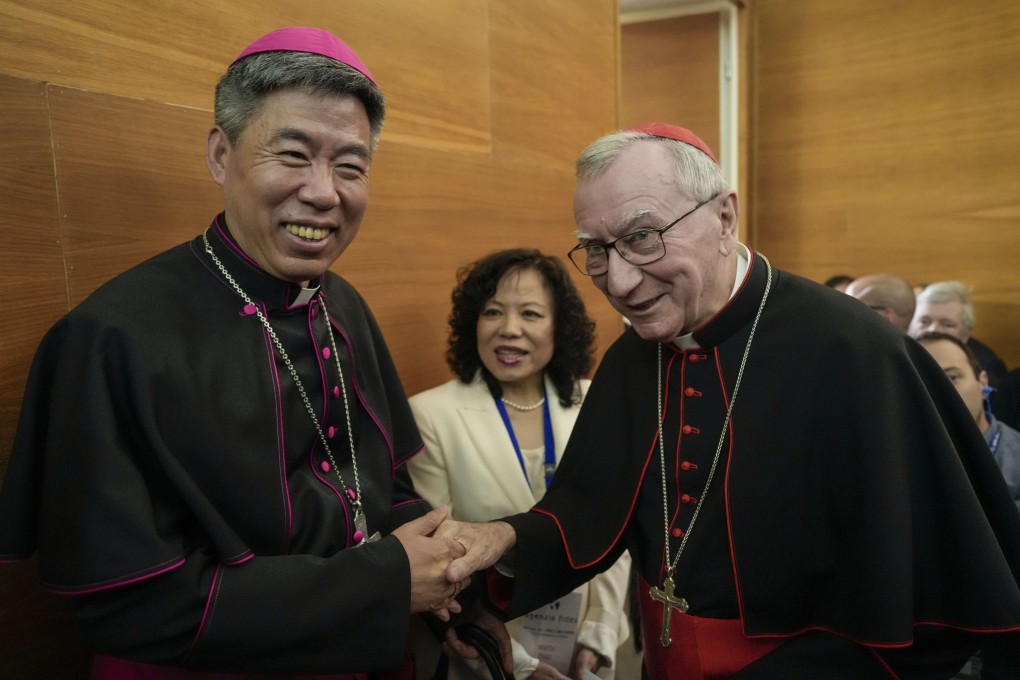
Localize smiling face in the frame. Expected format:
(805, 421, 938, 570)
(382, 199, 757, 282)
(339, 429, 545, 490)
(476, 268, 555, 396)
(206, 88, 372, 286)
(573, 140, 739, 342)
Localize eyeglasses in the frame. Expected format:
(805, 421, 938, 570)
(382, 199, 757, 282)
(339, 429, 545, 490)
(567, 194, 718, 276)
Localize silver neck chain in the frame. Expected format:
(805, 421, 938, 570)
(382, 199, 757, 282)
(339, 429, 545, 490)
(202, 231, 365, 532)
(658, 255, 772, 579)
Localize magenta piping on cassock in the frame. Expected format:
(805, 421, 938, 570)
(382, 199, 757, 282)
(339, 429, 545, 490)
(46, 556, 187, 595)
(254, 298, 294, 552)
(186, 564, 223, 660)
(332, 321, 403, 470)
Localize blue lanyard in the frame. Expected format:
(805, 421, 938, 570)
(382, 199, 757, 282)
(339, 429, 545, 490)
(989, 428, 1002, 455)
(495, 391, 556, 491)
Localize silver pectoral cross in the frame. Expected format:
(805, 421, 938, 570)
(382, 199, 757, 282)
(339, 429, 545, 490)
(353, 508, 380, 546)
(649, 575, 689, 647)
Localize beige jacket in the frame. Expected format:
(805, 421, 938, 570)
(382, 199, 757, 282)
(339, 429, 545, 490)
(408, 374, 631, 680)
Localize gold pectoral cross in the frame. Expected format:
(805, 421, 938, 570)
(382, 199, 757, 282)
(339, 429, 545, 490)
(649, 575, 689, 647)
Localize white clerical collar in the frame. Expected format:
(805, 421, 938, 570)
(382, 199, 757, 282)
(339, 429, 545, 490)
(290, 285, 320, 307)
(672, 243, 751, 350)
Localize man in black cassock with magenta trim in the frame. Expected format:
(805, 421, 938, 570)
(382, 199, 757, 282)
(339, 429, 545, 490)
(439, 124, 1020, 679)
(0, 27, 487, 680)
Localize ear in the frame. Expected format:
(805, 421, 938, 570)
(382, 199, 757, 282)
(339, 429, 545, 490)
(206, 126, 230, 187)
(717, 190, 740, 254)
(979, 370, 989, 389)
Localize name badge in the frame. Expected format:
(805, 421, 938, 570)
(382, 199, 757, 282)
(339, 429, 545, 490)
(517, 591, 583, 673)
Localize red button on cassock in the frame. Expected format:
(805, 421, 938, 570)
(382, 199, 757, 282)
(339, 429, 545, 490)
(682, 425, 693, 434)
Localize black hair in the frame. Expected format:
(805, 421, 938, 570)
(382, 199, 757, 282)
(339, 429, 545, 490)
(915, 331, 984, 379)
(446, 249, 595, 406)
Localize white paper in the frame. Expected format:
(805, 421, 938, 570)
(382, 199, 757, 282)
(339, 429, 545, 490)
(516, 591, 583, 673)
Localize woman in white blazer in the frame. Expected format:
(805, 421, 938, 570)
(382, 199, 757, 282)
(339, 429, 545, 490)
(408, 249, 630, 680)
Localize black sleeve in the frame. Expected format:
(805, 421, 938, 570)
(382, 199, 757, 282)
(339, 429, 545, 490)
(498, 510, 626, 619)
(73, 537, 415, 674)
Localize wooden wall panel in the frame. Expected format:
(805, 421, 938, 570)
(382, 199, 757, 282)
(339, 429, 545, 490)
(350, 143, 622, 395)
(619, 6, 753, 238)
(737, 2, 754, 242)
(49, 87, 222, 306)
(0, 73, 89, 680)
(621, 13, 720, 152)
(752, 0, 1020, 368)
(846, 195, 1020, 368)
(0, 0, 491, 151)
(0, 0, 228, 106)
(348, 0, 492, 152)
(0, 77, 67, 475)
(489, 2, 619, 168)
(0, 2, 620, 676)
(485, 0, 623, 364)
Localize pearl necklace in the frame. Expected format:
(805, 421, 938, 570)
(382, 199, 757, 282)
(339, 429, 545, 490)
(202, 230, 377, 546)
(650, 254, 772, 647)
(500, 396, 546, 412)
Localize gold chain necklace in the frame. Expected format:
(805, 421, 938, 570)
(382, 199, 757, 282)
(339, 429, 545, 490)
(649, 255, 772, 647)
(202, 231, 378, 546)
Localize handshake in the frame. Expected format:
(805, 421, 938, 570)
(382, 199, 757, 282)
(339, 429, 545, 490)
(390, 506, 518, 672)
(391, 505, 517, 617)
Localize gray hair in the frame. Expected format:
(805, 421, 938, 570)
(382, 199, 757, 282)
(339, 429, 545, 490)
(575, 130, 729, 203)
(214, 51, 386, 153)
(917, 281, 975, 330)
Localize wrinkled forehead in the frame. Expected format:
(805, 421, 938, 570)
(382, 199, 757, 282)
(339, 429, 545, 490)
(916, 299, 965, 321)
(573, 144, 681, 233)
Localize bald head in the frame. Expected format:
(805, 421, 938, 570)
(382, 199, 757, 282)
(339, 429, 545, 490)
(846, 274, 916, 332)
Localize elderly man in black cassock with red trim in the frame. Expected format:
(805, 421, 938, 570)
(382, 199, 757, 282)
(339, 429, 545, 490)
(439, 124, 1020, 679)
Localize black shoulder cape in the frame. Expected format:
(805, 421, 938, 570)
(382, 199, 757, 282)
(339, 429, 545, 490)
(0, 216, 428, 672)
(504, 251, 1020, 649)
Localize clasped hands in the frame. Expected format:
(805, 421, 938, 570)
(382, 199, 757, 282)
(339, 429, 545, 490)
(391, 505, 516, 618)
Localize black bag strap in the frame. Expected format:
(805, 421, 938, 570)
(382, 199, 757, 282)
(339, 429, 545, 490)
(431, 651, 449, 680)
(430, 623, 513, 680)
(455, 624, 514, 680)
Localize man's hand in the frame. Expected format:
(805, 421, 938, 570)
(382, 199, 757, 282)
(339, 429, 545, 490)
(391, 506, 470, 620)
(433, 518, 517, 583)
